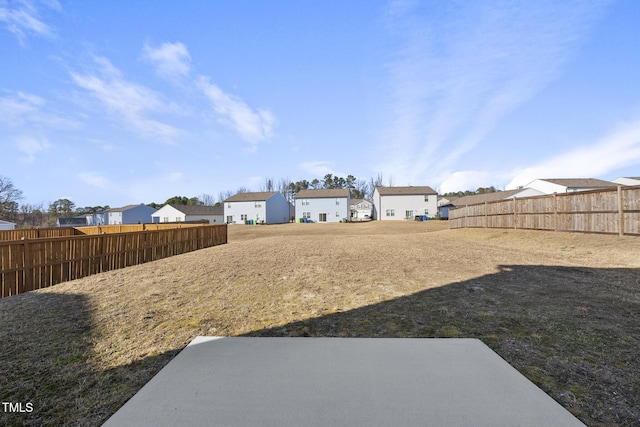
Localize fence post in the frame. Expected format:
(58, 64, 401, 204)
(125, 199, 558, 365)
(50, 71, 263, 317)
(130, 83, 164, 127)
(513, 198, 517, 229)
(22, 237, 32, 294)
(553, 193, 558, 231)
(484, 202, 488, 228)
(618, 185, 624, 236)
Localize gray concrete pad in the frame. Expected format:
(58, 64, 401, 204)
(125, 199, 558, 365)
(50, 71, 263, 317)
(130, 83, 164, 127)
(103, 337, 585, 426)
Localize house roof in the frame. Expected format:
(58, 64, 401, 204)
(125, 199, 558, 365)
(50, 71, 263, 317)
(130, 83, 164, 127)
(224, 192, 279, 202)
(453, 189, 524, 206)
(350, 198, 371, 206)
(108, 204, 153, 212)
(168, 204, 224, 215)
(0, 219, 16, 225)
(296, 189, 350, 199)
(536, 178, 618, 189)
(375, 186, 438, 196)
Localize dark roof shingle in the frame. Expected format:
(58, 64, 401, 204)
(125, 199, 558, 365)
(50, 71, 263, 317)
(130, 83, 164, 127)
(375, 186, 437, 196)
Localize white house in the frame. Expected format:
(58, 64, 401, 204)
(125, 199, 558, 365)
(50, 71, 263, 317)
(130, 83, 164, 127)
(372, 186, 438, 221)
(524, 178, 618, 194)
(151, 204, 224, 223)
(107, 204, 156, 225)
(0, 219, 16, 230)
(295, 189, 350, 223)
(350, 198, 372, 221)
(224, 192, 291, 224)
(613, 177, 640, 186)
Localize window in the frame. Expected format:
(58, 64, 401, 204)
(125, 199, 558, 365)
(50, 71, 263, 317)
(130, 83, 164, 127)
(301, 199, 309, 206)
(336, 212, 340, 217)
(163, 217, 169, 222)
(336, 198, 340, 205)
(254, 202, 262, 208)
(386, 209, 395, 217)
(424, 209, 429, 215)
(227, 203, 231, 208)
(303, 212, 311, 219)
(406, 210, 413, 219)
(226, 215, 233, 223)
(240, 214, 247, 221)
(424, 195, 429, 202)
(319, 213, 327, 222)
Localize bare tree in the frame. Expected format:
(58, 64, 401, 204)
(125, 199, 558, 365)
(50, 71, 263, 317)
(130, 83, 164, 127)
(218, 190, 234, 203)
(199, 193, 216, 206)
(259, 177, 274, 192)
(0, 176, 23, 221)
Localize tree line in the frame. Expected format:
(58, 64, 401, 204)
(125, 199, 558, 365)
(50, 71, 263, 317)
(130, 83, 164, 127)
(1, 173, 502, 228)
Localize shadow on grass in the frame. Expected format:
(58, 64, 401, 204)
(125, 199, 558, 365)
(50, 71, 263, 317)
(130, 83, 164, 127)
(1, 265, 638, 426)
(0, 292, 180, 427)
(242, 265, 639, 427)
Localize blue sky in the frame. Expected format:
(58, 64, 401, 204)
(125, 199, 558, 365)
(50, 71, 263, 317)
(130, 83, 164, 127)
(2, 0, 639, 208)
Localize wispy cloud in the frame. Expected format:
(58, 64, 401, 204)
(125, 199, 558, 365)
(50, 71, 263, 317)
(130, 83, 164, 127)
(142, 41, 191, 82)
(299, 161, 340, 178)
(70, 56, 180, 141)
(16, 135, 50, 162)
(77, 171, 110, 189)
(507, 119, 640, 188)
(378, 0, 610, 186)
(0, 0, 61, 42)
(197, 76, 276, 147)
(0, 90, 79, 129)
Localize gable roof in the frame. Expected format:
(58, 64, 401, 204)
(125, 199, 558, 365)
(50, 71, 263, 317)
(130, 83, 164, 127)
(350, 198, 371, 206)
(375, 186, 437, 196)
(453, 189, 523, 206)
(168, 204, 223, 215)
(224, 192, 279, 202)
(296, 189, 350, 199)
(537, 178, 617, 189)
(108, 204, 153, 212)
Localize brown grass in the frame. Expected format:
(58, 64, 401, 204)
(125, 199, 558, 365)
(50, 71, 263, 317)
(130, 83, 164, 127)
(1, 221, 639, 426)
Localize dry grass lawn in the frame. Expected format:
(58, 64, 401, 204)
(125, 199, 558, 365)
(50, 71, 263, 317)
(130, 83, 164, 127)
(1, 221, 639, 426)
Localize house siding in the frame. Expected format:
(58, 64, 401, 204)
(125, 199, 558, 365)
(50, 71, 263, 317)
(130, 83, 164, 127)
(373, 190, 437, 221)
(152, 205, 186, 223)
(295, 196, 349, 223)
(224, 193, 290, 224)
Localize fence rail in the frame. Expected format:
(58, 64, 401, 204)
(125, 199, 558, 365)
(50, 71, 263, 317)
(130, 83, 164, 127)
(0, 224, 227, 298)
(449, 185, 640, 236)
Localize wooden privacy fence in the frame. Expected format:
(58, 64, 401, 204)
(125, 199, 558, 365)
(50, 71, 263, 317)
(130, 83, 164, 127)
(0, 227, 78, 241)
(449, 185, 640, 236)
(0, 224, 227, 298)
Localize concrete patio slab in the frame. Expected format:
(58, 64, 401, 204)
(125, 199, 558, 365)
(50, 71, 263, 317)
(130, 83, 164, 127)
(103, 337, 585, 426)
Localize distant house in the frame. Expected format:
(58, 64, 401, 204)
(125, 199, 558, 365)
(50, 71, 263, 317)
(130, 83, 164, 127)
(57, 217, 88, 227)
(107, 204, 156, 225)
(524, 178, 618, 194)
(437, 196, 459, 220)
(613, 177, 640, 186)
(224, 192, 291, 224)
(295, 189, 351, 223)
(151, 204, 224, 224)
(0, 219, 16, 230)
(372, 186, 438, 221)
(451, 188, 544, 207)
(350, 198, 372, 221)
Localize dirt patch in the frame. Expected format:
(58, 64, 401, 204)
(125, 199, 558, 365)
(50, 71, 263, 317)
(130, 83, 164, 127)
(1, 221, 638, 426)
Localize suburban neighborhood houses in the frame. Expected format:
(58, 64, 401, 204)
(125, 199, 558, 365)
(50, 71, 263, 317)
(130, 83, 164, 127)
(2, 177, 639, 228)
